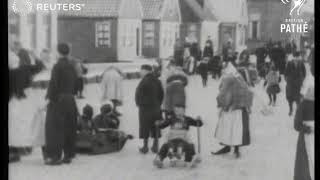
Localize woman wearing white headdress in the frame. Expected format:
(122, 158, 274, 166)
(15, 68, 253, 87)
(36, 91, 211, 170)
(212, 62, 253, 158)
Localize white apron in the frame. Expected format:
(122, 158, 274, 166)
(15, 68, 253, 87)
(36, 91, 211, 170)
(303, 121, 314, 180)
(9, 88, 45, 147)
(214, 109, 243, 146)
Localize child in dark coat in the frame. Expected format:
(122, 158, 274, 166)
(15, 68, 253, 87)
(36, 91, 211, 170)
(264, 65, 281, 106)
(76, 103, 133, 154)
(93, 103, 120, 131)
(153, 104, 203, 168)
(77, 104, 94, 133)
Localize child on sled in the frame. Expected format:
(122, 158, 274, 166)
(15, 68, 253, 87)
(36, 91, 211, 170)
(76, 102, 133, 154)
(153, 104, 203, 168)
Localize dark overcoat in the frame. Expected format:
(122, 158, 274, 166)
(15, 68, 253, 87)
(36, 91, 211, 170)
(45, 57, 78, 159)
(285, 61, 306, 102)
(135, 73, 164, 138)
(294, 100, 314, 180)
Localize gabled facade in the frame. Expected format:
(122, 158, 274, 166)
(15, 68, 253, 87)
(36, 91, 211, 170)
(179, 0, 219, 52)
(140, 0, 181, 59)
(8, 0, 57, 56)
(247, 0, 291, 49)
(58, 0, 143, 62)
(207, 0, 249, 53)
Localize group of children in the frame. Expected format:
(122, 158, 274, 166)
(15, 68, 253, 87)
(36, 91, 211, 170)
(76, 101, 133, 154)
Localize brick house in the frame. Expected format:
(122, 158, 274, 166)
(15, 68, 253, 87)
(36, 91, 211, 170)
(140, 0, 181, 59)
(8, 0, 57, 56)
(58, 0, 143, 62)
(179, 0, 218, 52)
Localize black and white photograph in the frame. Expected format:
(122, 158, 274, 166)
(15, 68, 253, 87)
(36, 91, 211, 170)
(8, 0, 314, 179)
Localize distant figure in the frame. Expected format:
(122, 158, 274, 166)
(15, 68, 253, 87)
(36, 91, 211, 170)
(100, 66, 124, 116)
(198, 58, 209, 87)
(264, 64, 281, 106)
(285, 51, 306, 116)
(174, 39, 184, 67)
(70, 58, 88, 99)
(222, 41, 232, 62)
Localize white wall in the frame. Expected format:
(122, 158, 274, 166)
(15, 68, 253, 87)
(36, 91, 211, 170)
(159, 21, 180, 59)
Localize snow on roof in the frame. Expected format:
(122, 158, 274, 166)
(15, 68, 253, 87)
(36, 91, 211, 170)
(58, 0, 122, 17)
(139, 0, 164, 19)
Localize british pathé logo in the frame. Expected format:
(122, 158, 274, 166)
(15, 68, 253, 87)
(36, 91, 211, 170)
(280, 0, 308, 33)
(12, 0, 33, 16)
(281, 0, 306, 16)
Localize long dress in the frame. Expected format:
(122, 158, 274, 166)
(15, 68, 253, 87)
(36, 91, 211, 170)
(100, 67, 124, 105)
(214, 67, 253, 147)
(9, 88, 45, 147)
(294, 99, 314, 180)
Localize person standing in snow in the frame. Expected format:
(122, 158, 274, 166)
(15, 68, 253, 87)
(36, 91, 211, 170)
(212, 62, 253, 158)
(70, 57, 88, 99)
(45, 43, 78, 165)
(135, 65, 164, 154)
(284, 51, 306, 116)
(100, 66, 124, 116)
(9, 41, 45, 162)
(198, 57, 209, 87)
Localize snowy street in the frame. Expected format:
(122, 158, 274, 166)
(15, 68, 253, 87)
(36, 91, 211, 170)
(9, 76, 298, 180)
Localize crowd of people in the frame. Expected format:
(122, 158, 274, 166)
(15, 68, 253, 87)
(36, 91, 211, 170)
(9, 36, 314, 178)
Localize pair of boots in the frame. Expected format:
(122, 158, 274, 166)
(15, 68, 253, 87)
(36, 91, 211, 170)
(211, 146, 240, 158)
(139, 139, 158, 154)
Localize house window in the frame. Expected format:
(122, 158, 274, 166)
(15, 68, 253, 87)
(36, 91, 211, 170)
(143, 22, 155, 47)
(95, 21, 111, 48)
(43, 14, 51, 49)
(251, 21, 258, 39)
(8, 13, 19, 37)
(188, 24, 198, 42)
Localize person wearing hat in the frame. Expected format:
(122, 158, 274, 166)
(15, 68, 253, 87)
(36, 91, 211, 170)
(284, 51, 306, 116)
(135, 64, 164, 154)
(293, 57, 314, 180)
(45, 43, 78, 165)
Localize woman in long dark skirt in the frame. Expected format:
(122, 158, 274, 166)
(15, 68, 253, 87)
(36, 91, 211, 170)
(45, 43, 78, 165)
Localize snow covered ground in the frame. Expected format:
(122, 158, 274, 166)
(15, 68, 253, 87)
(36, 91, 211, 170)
(9, 76, 299, 180)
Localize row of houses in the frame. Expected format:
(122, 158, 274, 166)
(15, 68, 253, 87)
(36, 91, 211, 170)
(8, 0, 249, 62)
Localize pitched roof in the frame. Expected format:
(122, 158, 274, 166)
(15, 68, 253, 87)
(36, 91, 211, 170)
(140, 0, 164, 19)
(183, 0, 217, 21)
(58, 0, 122, 17)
